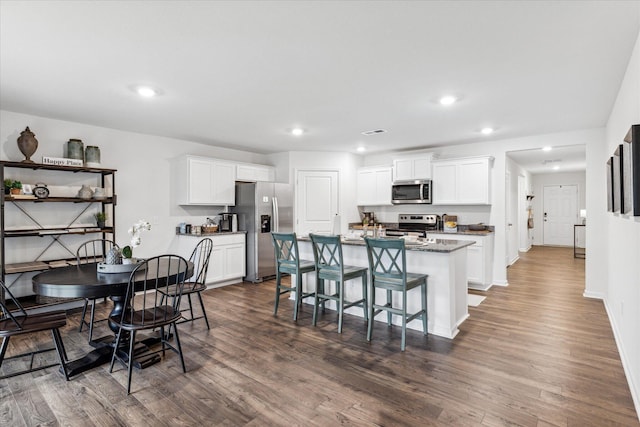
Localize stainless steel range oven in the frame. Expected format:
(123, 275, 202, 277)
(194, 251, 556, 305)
(385, 214, 441, 237)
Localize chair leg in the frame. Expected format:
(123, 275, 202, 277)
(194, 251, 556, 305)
(88, 299, 96, 342)
(51, 329, 69, 381)
(367, 284, 374, 342)
(293, 273, 303, 321)
(161, 326, 166, 357)
(79, 299, 89, 332)
(127, 330, 136, 395)
(109, 328, 123, 373)
(422, 281, 428, 336)
(312, 278, 321, 326)
(401, 291, 407, 351)
(187, 294, 195, 322)
(273, 271, 282, 316)
(0, 336, 10, 369)
(337, 281, 344, 334)
(386, 290, 392, 326)
(361, 273, 368, 322)
(172, 323, 187, 373)
(197, 292, 210, 330)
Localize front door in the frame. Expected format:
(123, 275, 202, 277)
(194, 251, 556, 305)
(543, 185, 577, 246)
(295, 170, 339, 235)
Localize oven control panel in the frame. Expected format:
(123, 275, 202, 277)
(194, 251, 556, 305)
(398, 214, 439, 225)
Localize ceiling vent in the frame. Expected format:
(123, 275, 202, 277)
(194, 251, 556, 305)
(361, 129, 386, 136)
(542, 159, 562, 165)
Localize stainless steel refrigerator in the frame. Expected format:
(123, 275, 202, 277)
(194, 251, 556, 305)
(232, 182, 293, 282)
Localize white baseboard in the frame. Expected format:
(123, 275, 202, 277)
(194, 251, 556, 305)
(492, 279, 509, 287)
(603, 298, 640, 422)
(582, 290, 604, 299)
(468, 282, 492, 291)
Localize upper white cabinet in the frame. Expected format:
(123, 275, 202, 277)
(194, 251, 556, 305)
(236, 163, 275, 182)
(356, 166, 392, 206)
(177, 155, 236, 206)
(392, 154, 433, 182)
(432, 156, 493, 205)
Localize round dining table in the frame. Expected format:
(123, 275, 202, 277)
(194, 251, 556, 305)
(32, 259, 193, 377)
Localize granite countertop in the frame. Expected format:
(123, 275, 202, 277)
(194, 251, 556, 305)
(429, 229, 494, 236)
(298, 235, 474, 253)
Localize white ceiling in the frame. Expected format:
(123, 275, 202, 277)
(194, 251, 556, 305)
(1, 1, 639, 165)
(507, 145, 587, 174)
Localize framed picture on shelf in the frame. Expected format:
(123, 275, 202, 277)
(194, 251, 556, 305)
(21, 184, 33, 195)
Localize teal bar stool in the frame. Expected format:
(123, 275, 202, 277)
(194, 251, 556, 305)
(271, 232, 316, 321)
(309, 234, 368, 333)
(364, 237, 428, 351)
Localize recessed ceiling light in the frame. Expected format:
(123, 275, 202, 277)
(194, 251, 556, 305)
(291, 127, 304, 136)
(542, 146, 552, 152)
(553, 165, 560, 170)
(439, 95, 457, 106)
(481, 127, 494, 135)
(357, 146, 366, 153)
(136, 86, 158, 97)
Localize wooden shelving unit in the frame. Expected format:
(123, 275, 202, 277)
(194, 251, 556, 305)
(0, 160, 117, 305)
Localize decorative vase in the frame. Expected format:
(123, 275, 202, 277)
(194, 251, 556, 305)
(77, 184, 94, 199)
(66, 139, 84, 161)
(17, 127, 38, 163)
(85, 146, 101, 167)
(96, 220, 106, 229)
(105, 247, 122, 265)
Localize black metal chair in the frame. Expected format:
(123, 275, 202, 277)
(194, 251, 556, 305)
(159, 238, 213, 329)
(271, 232, 316, 321)
(309, 234, 368, 333)
(76, 239, 119, 342)
(364, 237, 428, 351)
(109, 254, 189, 394)
(0, 281, 69, 380)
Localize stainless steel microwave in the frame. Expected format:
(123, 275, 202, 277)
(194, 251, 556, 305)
(391, 179, 432, 204)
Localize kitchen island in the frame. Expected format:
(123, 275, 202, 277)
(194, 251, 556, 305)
(296, 236, 473, 339)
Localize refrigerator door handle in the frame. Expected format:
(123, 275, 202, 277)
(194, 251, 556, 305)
(272, 196, 279, 232)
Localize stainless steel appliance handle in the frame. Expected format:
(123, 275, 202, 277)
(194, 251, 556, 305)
(272, 196, 279, 232)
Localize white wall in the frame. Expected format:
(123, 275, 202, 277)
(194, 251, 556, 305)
(603, 30, 640, 418)
(0, 110, 271, 296)
(530, 171, 586, 245)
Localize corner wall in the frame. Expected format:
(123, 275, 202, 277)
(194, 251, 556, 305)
(603, 30, 640, 419)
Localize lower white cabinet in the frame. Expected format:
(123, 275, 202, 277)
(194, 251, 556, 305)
(356, 166, 392, 205)
(428, 232, 494, 290)
(176, 233, 246, 286)
(208, 233, 246, 285)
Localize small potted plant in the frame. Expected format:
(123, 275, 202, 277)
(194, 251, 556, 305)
(4, 179, 22, 195)
(94, 211, 107, 228)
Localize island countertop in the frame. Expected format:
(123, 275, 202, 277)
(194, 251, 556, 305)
(298, 236, 474, 253)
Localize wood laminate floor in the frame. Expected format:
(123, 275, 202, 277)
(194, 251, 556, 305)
(1, 246, 637, 426)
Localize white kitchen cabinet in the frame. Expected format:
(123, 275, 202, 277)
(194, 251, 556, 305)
(393, 154, 433, 182)
(356, 166, 392, 206)
(428, 232, 494, 290)
(209, 233, 246, 285)
(432, 156, 493, 205)
(177, 155, 236, 206)
(236, 163, 275, 182)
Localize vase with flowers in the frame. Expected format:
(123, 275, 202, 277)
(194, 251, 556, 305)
(122, 219, 151, 264)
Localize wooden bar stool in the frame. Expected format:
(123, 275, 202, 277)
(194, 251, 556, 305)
(364, 237, 428, 351)
(309, 234, 368, 333)
(271, 232, 316, 321)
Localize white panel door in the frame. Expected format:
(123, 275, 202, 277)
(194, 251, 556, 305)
(543, 185, 577, 246)
(296, 170, 339, 235)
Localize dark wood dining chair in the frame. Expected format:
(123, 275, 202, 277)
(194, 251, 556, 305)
(309, 234, 368, 333)
(364, 237, 428, 351)
(0, 281, 69, 380)
(159, 238, 213, 329)
(109, 254, 189, 394)
(76, 239, 119, 342)
(271, 232, 316, 321)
